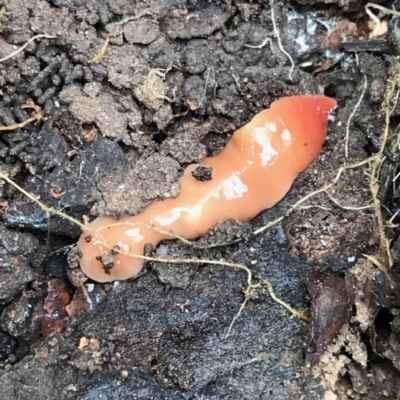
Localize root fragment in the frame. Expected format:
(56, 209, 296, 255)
(264, 280, 309, 322)
(89, 9, 158, 63)
(270, 0, 295, 81)
(0, 34, 56, 63)
(0, 98, 45, 131)
(345, 74, 368, 159)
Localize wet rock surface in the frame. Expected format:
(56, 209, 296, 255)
(0, 0, 398, 399)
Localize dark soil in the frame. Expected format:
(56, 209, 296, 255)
(0, 0, 399, 399)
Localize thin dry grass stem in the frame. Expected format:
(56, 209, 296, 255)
(264, 280, 310, 322)
(88, 37, 110, 64)
(0, 34, 57, 63)
(92, 232, 254, 287)
(345, 74, 368, 159)
(364, 253, 394, 285)
(253, 158, 373, 235)
(0, 98, 45, 132)
(89, 9, 157, 63)
(298, 204, 332, 211)
(326, 191, 373, 211)
(368, 60, 400, 268)
(198, 66, 216, 108)
(0, 170, 86, 230)
(225, 297, 249, 338)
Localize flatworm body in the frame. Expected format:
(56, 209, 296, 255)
(77, 95, 337, 282)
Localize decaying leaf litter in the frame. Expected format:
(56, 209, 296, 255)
(0, 0, 400, 399)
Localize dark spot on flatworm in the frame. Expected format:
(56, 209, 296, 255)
(192, 165, 213, 181)
(97, 252, 115, 274)
(111, 245, 120, 255)
(144, 243, 153, 256)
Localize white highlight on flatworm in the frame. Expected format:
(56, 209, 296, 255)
(220, 173, 248, 200)
(154, 205, 203, 226)
(281, 129, 292, 147)
(125, 228, 144, 242)
(253, 127, 278, 166)
(265, 122, 277, 132)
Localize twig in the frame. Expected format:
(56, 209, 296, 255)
(0, 34, 57, 63)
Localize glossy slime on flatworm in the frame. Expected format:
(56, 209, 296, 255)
(78, 95, 337, 282)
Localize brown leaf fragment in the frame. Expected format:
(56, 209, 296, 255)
(78, 336, 89, 349)
(324, 19, 360, 48)
(21, 98, 42, 115)
(306, 270, 355, 364)
(186, 99, 198, 110)
(66, 286, 92, 317)
(51, 188, 66, 198)
(82, 126, 98, 142)
(42, 279, 72, 337)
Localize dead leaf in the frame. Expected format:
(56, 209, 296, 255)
(51, 189, 66, 198)
(82, 126, 98, 142)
